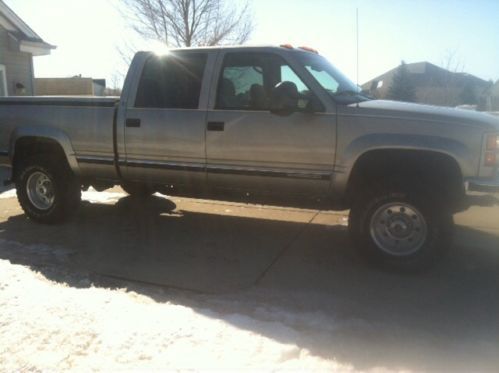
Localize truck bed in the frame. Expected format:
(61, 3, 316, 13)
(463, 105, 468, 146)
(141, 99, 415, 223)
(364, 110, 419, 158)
(0, 96, 120, 179)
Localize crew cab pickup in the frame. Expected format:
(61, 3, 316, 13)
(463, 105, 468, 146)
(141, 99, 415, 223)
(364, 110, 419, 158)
(1, 45, 499, 269)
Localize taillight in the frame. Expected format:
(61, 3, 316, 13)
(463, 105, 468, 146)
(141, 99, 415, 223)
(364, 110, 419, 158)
(486, 134, 499, 150)
(484, 134, 499, 167)
(485, 152, 497, 167)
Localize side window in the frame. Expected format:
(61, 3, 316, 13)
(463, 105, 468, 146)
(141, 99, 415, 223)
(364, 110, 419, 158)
(216, 52, 322, 112)
(135, 53, 207, 109)
(216, 53, 270, 110)
(279, 64, 314, 110)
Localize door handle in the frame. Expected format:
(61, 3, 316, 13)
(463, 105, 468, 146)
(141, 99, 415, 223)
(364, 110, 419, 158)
(126, 118, 141, 128)
(207, 121, 224, 131)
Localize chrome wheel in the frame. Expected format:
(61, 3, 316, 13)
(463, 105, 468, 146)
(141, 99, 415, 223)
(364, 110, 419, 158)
(369, 202, 428, 257)
(26, 171, 55, 210)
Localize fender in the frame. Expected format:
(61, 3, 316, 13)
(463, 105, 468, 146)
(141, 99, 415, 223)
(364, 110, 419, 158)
(9, 126, 81, 176)
(333, 133, 472, 196)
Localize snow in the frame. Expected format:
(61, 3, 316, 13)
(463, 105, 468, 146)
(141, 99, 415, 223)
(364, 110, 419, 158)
(0, 187, 126, 203)
(81, 187, 126, 204)
(0, 189, 16, 199)
(0, 244, 354, 371)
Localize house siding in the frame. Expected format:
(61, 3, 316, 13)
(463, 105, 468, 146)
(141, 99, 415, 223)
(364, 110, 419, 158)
(0, 25, 34, 95)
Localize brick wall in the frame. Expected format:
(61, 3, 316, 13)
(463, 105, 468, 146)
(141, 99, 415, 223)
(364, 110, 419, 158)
(34, 77, 95, 95)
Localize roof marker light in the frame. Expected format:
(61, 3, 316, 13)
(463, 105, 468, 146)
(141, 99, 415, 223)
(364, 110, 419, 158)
(298, 46, 319, 54)
(280, 44, 294, 49)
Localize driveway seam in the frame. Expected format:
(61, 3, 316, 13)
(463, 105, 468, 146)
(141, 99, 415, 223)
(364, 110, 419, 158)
(252, 210, 321, 287)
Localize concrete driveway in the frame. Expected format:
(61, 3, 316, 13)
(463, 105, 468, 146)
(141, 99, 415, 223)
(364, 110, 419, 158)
(1, 167, 499, 371)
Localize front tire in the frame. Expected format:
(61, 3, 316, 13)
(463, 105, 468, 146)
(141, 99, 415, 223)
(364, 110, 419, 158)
(348, 180, 453, 270)
(16, 156, 81, 224)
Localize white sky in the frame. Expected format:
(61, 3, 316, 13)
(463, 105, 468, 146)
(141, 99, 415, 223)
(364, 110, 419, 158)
(4, 0, 499, 88)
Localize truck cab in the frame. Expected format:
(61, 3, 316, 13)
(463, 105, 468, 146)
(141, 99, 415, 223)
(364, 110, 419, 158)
(116, 46, 344, 205)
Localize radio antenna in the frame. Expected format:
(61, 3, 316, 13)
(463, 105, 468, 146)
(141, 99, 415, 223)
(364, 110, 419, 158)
(356, 8, 360, 107)
(356, 8, 359, 87)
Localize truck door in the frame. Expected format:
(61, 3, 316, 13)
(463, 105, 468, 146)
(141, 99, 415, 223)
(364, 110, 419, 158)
(122, 51, 211, 189)
(205, 51, 336, 198)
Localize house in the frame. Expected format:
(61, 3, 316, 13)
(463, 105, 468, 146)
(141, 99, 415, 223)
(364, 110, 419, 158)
(362, 61, 490, 108)
(0, 0, 54, 96)
(35, 77, 107, 96)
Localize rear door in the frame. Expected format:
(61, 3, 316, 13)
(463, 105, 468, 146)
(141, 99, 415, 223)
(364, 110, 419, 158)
(122, 51, 212, 188)
(205, 51, 336, 198)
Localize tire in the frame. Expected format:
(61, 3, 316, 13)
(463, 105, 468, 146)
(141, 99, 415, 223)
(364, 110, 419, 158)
(348, 178, 453, 271)
(121, 182, 154, 198)
(15, 156, 81, 224)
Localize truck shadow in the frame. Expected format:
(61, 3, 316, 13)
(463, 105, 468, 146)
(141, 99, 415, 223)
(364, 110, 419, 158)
(0, 195, 498, 371)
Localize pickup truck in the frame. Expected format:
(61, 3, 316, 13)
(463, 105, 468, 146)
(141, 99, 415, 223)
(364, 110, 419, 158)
(1, 45, 499, 269)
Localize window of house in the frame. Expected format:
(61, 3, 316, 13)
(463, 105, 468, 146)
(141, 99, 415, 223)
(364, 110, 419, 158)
(135, 53, 207, 109)
(216, 52, 320, 111)
(0, 65, 7, 97)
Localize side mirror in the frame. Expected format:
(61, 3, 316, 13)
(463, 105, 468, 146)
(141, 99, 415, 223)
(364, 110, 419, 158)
(270, 81, 299, 116)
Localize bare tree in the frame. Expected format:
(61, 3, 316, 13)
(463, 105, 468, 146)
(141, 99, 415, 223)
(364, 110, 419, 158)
(121, 0, 253, 48)
(104, 73, 124, 96)
(416, 49, 467, 107)
(436, 49, 466, 107)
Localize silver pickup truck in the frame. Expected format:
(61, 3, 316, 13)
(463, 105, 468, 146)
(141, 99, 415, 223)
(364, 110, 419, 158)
(1, 45, 499, 269)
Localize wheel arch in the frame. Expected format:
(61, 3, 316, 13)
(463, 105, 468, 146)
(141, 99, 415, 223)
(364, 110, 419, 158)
(344, 147, 465, 211)
(10, 127, 80, 180)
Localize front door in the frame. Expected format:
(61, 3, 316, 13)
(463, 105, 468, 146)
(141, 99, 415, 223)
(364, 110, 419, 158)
(205, 51, 336, 199)
(123, 52, 210, 188)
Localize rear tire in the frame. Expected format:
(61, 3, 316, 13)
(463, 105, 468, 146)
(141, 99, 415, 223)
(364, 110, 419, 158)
(16, 156, 81, 224)
(121, 182, 154, 198)
(348, 178, 453, 271)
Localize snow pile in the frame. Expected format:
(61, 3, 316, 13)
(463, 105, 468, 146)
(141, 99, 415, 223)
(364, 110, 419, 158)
(0, 257, 353, 371)
(0, 188, 16, 199)
(81, 187, 126, 204)
(0, 187, 125, 204)
(0, 239, 74, 266)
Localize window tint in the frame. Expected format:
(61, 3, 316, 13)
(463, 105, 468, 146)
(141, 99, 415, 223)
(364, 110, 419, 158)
(216, 53, 269, 110)
(216, 52, 321, 112)
(135, 53, 207, 109)
(279, 65, 312, 110)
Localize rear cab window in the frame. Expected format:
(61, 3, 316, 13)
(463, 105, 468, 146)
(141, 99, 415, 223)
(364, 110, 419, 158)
(135, 53, 208, 109)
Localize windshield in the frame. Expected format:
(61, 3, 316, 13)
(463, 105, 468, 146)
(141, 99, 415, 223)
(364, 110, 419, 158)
(296, 53, 370, 103)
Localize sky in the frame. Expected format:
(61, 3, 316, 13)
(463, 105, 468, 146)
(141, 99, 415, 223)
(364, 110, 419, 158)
(4, 0, 499, 88)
